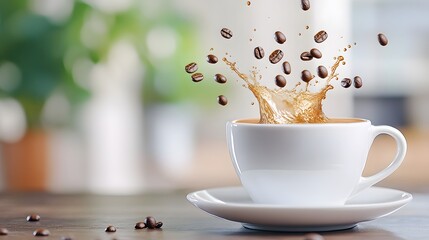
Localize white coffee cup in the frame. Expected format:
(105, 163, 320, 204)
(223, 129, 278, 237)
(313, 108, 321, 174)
(226, 118, 407, 206)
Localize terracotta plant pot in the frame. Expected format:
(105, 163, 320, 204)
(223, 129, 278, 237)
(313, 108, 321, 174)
(1, 130, 48, 191)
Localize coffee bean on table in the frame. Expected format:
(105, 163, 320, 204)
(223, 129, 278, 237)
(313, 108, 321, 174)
(304, 233, 325, 240)
(207, 54, 218, 64)
(214, 74, 227, 84)
(155, 222, 163, 229)
(185, 62, 198, 74)
(254, 47, 265, 59)
(269, 49, 284, 64)
(105, 225, 117, 232)
(310, 48, 322, 59)
(341, 78, 352, 88)
(317, 66, 328, 79)
(274, 31, 286, 44)
(354, 76, 363, 88)
(191, 73, 204, 82)
(301, 0, 311, 11)
(282, 61, 291, 75)
(61, 237, 73, 240)
(26, 214, 41, 222)
(217, 95, 228, 106)
(378, 33, 388, 46)
(145, 216, 157, 229)
(275, 75, 287, 88)
(0, 228, 8, 236)
(33, 229, 50, 237)
(300, 52, 313, 61)
(220, 28, 233, 39)
(301, 70, 313, 83)
(135, 222, 147, 229)
(314, 30, 328, 43)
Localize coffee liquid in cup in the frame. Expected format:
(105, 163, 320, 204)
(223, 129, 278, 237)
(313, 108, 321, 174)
(185, 1, 388, 124)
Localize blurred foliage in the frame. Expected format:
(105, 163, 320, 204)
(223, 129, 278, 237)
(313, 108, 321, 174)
(0, 1, 88, 128)
(0, 0, 218, 128)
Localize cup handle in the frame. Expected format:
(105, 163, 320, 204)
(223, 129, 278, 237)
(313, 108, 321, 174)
(349, 125, 407, 198)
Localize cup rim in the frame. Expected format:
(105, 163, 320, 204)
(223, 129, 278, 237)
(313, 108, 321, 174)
(230, 118, 371, 126)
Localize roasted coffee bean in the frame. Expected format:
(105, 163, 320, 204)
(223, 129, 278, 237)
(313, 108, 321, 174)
(0, 228, 8, 236)
(217, 95, 228, 106)
(185, 62, 198, 74)
(314, 30, 328, 43)
(354, 76, 363, 88)
(269, 49, 284, 64)
(341, 78, 352, 88)
(61, 237, 73, 240)
(317, 66, 328, 79)
(275, 75, 287, 88)
(135, 222, 147, 229)
(282, 61, 291, 75)
(105, 225, 117, 233)
(214, 74, 227, 84)
(26, 214, 41, 222)
(191, 73, 204, 82)
(301, 0, 310, 11)
(274, 31, 286, 44)
(254, 47, 265, 59)
(304, 233, 325, 240)
(220, 28, 233, 39)
(207, 54, 218, 64)
(33, 229, 50, 237)
(155, 222, 163, 229)
(145, 216, 157, 229)
(310, 48, 322, 59)
(378, 33, 388, 46)
(301, 70, 313, 83)
(300, 52, 313, 61)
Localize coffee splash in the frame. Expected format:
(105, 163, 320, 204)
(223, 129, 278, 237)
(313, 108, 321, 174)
(222, 56, 344, 124)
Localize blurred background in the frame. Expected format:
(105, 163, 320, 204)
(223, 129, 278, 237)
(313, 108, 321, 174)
(0, 0, 428, 194)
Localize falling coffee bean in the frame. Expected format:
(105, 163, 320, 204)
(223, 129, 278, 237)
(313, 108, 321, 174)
(254, 47, 265, 59)
(185, 62, 198, 74)
(282, 61, 291, 75)
(378, 33, 388, 46)
(220, 28, 233, 39)
(301, 0, 310, 11)
(105, 225, 117, 233)
(301, 70, 313, 83)
(300, 52, 313, 61)
(33, 229, 50, 237)
(310, 48, 322, 59)
(317, 66, 328, 79)
(269, 49, 284, 64)
(214, 74, 227, 84)
(274, 31, 286, 44)
(191, 73, 204, 82)
(275, 75, 287, 88)
(135, 222, 147, 229)
(207, 54, 218, 64)
(26, 214, 41, 222)
(304, 233, 325, 240)
(0, 228, 8, 236)
(145, 216, 157, 229)
(155, 222, 163, 229)
(217, 95, 228, 106)
(341, 78, 352, 88)
(314, 30, 328, 43)
(354, 76, 363, 88)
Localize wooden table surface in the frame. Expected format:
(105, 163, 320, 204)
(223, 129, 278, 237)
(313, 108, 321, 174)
(0, 191, 427, 240)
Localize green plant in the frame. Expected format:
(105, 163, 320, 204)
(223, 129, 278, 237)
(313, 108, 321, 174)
(0, 1, 87, 129)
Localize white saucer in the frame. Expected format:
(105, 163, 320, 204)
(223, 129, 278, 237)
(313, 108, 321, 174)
(187, 186, 412, 232)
